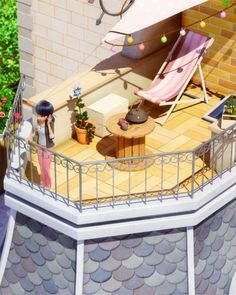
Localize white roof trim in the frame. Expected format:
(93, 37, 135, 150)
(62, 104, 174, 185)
(104, 0, 208, 42)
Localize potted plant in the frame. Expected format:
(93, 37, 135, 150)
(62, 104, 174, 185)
(73, 85, 96, 144)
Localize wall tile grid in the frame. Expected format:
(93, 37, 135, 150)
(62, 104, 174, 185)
(194, 199, 236, 295)
(84, 229, 188, 295)
(0, 213, 76, 295)
(182, 0, 236, 95)
(18, 0, 125, 96)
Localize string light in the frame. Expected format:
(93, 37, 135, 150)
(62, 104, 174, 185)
(127, 36, 134, 43)
(106, 2, 235, 48)
(161, 35, 167, 43)
(111, 46, 117, 52)
(180, 28, 186, 36)
(200, 20, 206, 28)
(139, 43, 145, 50)
(220, 11, 226, 18)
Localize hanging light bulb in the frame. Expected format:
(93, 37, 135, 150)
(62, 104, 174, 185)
(220, 11, 226, 18)
(180, 29, 186, 36)
(200, 21, 206, 28)
(111, 46, 117, 52)
(161, 35, 167, 43)
(127, 36, 134, 43)
(139, 43, 145, 51)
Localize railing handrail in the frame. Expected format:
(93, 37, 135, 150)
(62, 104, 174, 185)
(4, 80, 236, 211)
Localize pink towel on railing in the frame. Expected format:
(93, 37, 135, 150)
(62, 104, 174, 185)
(137, 30, 212, 105)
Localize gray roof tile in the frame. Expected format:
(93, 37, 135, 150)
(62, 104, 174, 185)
(166, 248, 186, 264)
(166, 269, 186, 284)
(218, 273, 229, 289)
(84, 241, 98, 253)
(21, 257, 37, 273)
(122, 274, 144, 290)
(133, 283, 156, 295)
(212, 236, 224, 251)
(144, 271, 165, 287)
(112, 245, 133, 261)
(56, 253, 72, 269)
(84, 259, 99, 274)
(40, 245, 56, 261)
(38, 265, 52, 280)
(210, 216, 222, 231)
(165, 229, 186, 243)
(89, 246, 110, 262)
(155, 240, 175, 255)
(175, 237, 187, 251)
(12, 262, 27, 279)
(205, 282, 217, 295)
(206, 249, 219, 265)
(202, 263, 214, 280)
(194, 239, 204, 255)
(42, 279, 59, 294)
(83, 273, 90, 285)
(143, 235, 164, 245)
(215, 255, 226, 270)
(122, 237, 142, 248)
(58, 235, 74, 249)
(100, 255, 121, 272)
(224, 227, 235, 241)
(221, 261, 233, 275)
(223, 207, 235, 223)
(64, 247, 76, 261)
(219, 240, 231, 256)
(28, 272, 43, 286)
(9, 282, 25, 295)
(122, 254, 143, 269)
(25, 238, 40, 253)
(33, 233, 48, 246)
(15, 244, 31, 258)
(113, 265, 134, 282)
(0, 277, 9, 288)
(31, 251, 46, 266)
(135, 263, 155, 278)
(227, 245, 236, 260)
(47, 260, 62, 275)
(8, 249, 21, 264)
(91, 268, 112, 283)
(199, 244, 211, 260)
(12, 230, 25, 246)
(99, 238, 120, 251)
(156, 260, 177, 275)
(197, 225, 210, 241)
(101, 276, 122, 292)
(27, 219, 42, 233)
(155, 280, 176, 295)
(17, 225, 32, 239)
(83, 279, 100, 294)
(195, 259, 207, 275)
(4, 268, 19, 284)
(62, 267, 76, 283)
(175, 277, 188, 293)
(52, 273, 68, 289)
(48, 241, 64, 255)
(134, 242, 154, 257)
(41, 227, 58, 241)
(145, 251, 164, 266)
(35, 284, 50, 295)
(19, 277, 35, 292)
(204, 230, 217, 246)
(113, 286, 133, 295)
(209, 268, 221, 284)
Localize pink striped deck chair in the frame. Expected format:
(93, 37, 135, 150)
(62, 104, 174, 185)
(136, 30, 214, 125)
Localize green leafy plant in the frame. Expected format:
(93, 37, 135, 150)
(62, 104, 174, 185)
(0, 0, 20, 134)
(73, 85, 96, 143)
(224, 96, 236, 115)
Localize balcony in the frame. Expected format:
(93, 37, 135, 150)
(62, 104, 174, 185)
(3, 54, 236, 228)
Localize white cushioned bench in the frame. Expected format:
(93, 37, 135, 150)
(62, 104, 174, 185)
(86, 93, 128, 137)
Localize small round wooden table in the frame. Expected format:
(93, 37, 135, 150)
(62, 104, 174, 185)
(106, 113, 155, 170)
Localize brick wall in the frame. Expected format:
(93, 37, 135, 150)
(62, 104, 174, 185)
(18, 0, 125, 97)
(182, 0, 236, 95)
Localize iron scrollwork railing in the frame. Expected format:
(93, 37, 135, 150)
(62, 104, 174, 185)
(4, 83, 236, 212)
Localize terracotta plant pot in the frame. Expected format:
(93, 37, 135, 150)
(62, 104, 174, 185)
(74, 124, 88, 144)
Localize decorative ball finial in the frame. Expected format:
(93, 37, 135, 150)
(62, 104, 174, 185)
(220, 11, 226, 18)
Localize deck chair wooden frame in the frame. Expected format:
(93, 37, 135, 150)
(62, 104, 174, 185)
(136, 30, 214, 125)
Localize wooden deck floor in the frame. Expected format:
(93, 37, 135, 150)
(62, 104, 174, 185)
(25, 85, 221, 204)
